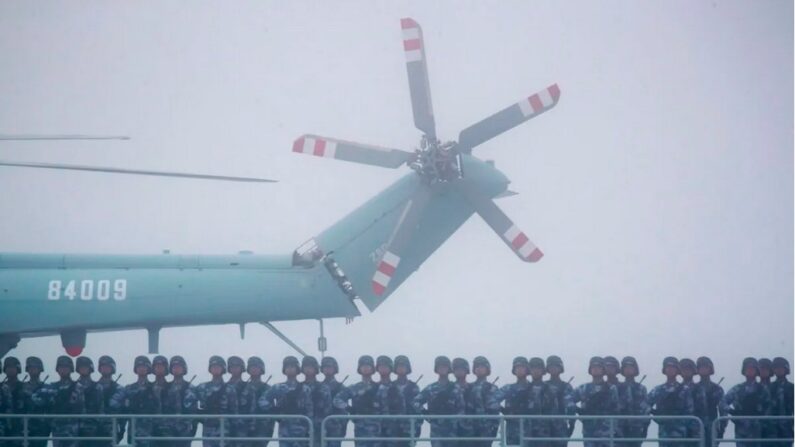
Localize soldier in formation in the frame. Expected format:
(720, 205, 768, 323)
(616, 356, 648, 447)
(320, 356, 345, 447)
(31, 356, 84, 447)
(375, 355, 403, 447)
(75, 356, 104, 446)
(468, 356, 500, 447)
(22, 356, 50, 447)
(393, 355, 421, 447)
(722, 357, 772, 447)
(197, 356, 238, 447)
(238, 356, 272, 447)
(413, 356, 464, 447)
(769, 357, 793, 447)
(110, 355, 158, 446)
(96, 355, 124, 445)
(648, 357, 694, 447)
(333, 355, 380, 447)
(694, 356, 725, 447)
(2, 357, 25, 447)
(164, 355, 198, 447)
(259, 356, 312, 447)
(572, 356, 620, 447)
(301, 356, 332, 447)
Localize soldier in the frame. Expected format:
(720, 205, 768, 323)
(616, 357, 649, 447)
(321, 357, 345, 447)
(259, 356, 313, 447)
(393, 355, 420, 447)
(196, 356, 239, 447)
(75, 356, 104, 446)
(695, 356, 725, 447)
(413, 356, 464, 447)
(572, 356, 620, 447)
(769, 357, 793, 447)
(110, 355, 158, 447)
(238, 356, 273, 447)
(722, 358, 772, 447)
(22, 357, 50, 447)
(227, 356, 248, 444)
(678, 358, 704, 441)
(469, 356, 500, 447)
(165, 355, 198, 447)
(647, 357, 694, 447)
(545, 356, 575, 447)
(150, 355, 171, 445)
(302, 356, 332, 447)
(526, 357, 555, 446)
(333, 355, 380, 447)
(603, 357, 621, 387)
(97, 356, 124, 446)
(1, 357, 25, 447)
(32, 355, 84, 447)
(452, 357, 474, 446)
(376, 355, 403, 447)
(491, 356, 532, 447)
(759, 359, 778, 442)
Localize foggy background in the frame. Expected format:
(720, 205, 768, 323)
(0, 0, 792, 391)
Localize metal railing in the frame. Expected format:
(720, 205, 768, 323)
(711, 416, 794, 447)
(321, 414, 705, 447)
(0, 414, 312, 447)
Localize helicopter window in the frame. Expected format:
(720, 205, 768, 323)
(292, 238, 324, 267)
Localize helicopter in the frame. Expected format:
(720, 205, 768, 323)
(0, 17, 560, 358)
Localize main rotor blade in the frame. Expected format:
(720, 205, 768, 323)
(461, 185, 543, 262)
(372, 186, 434, 296)
(0, 161, 277, 183)
(293, 135, 415, 169)
(401, 18, 436, 140)
(457, 84, 560, 153)
(0, 134, 130, 141)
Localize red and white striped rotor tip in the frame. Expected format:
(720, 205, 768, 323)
(401, 18, 423, 62)
(503, 225, 544, 262)
(517, 84, 561, 118)
(372, 251, 400, 296)
(292, 135, 337, 159)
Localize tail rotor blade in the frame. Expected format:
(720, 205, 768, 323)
(0, 160, 277, 183)
(401, 18, 436, 139)
(457, 84, 560, 153)
(461, 185, 543, 262)
(293, 135, 414, 169)
(372, 186, 434, 296)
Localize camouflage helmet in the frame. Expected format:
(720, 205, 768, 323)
(247, 356, 265, 373)
(434, 356, 452, 373)
(394, 355, 412, 374)
(528, 357, 546, 371)
(603, 356, 620, 370)
(661, 356, 679, 374)
(134, 355, 152, 373)
(3, 356, 21, 372)
(208, 355, 226, 373)
(376, 355, 394, 370)
(152, 355, 169, 371)
(772, 357, 790, 374)
(302, 356, 320, 371)
(452, 357, 470, 373)
(620, 356, 639, 375)
(169, 356, 187, 375)
(56, 355, 74, 371)
(357, 355, 375, 374)
(679, 358, 696, 372)
(696, 356, 714, 375)
(227, 356, 245, 371)
(512, 356, 530, 374)
(25, 356, 44, 373)
(75, 356, 94, 373)
(741, 357, 759, 375)
(546, 355, 564, 373)
(758, 358, 773, 371)
(473, 356, 491, 374)
(98, 355, 117, 374)
(588, 356, 605, 373)
(282, 356, 300, 373)
(321, 356, 339, 374)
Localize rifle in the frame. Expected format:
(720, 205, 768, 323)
(188, 375, 197, 384)
(414, 374, 424, 386)
(114, 374, 123, 383)
(264, 375, 272, 385)
(567, 376, 575, 384)
(492, 376, 500, 385)
(42, 375, 50, 384)
(639, 375, 647, 384)
(22, 374, 29, 382)
(717, 377, 724, 386)
(340, 375, 350, 385)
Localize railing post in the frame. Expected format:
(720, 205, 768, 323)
(112, 417, 119, 447)
(131, 416, 136, 446)
(609, 417, 615, 447)
(500, 417, 507, 447)
(220, 416, 226, 447)
(410, 416, 416, 447)
(22, 415, 29, 447)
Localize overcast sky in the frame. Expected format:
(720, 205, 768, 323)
(0, 1, 792, 388)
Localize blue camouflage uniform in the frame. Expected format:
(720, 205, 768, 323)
(694, 380, 725, 446)
(162, 377, 198, 447)
(648, 382, 695, 447)
(393, 376, 421, 447)
(722, 381, 772, 447)
(414, 380, 465, 447)
(377, 378, 407, 447)
(227, 376, 249, 444)
(572, 382, 621, 447)
(304, 379, 332, 447)
(334, 380, 381, 447)
(196, 379, 239, 447)
(97, 376, 125, 446)
(76, 374, 105, 446)
(468, 377, 501, 447)
(616, 379, 649, 447)
(1, 377, 25, 447)
(545, 376, 575, 447)
(680, 378, 704, 440)
(259, 379, 313, 447)
(768, 359, 793, 447)
(238, 378, 273, 446)
(22, 376, 51, 447)
(321, 375, 346, 447)
(110, 377, 160, 447)
(32, 376, 85, 447)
